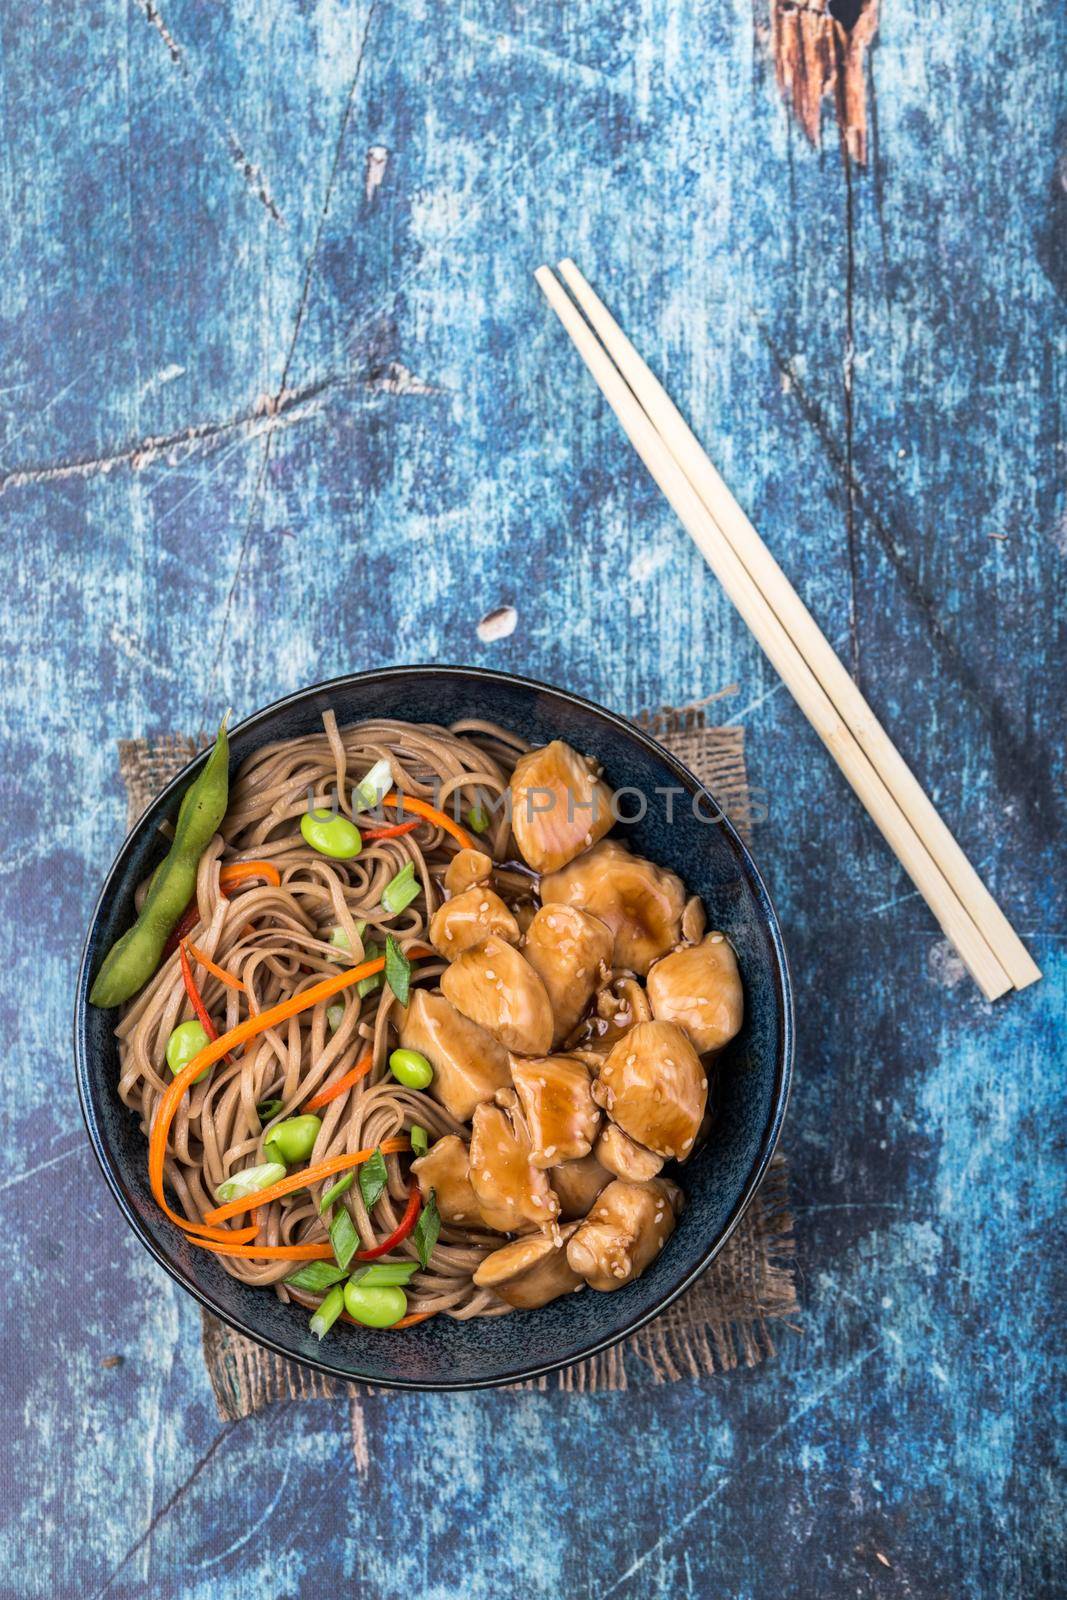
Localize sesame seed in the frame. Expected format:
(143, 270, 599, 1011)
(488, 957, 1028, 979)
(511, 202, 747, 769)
(682, 1135, 694, 1149)
(700, 1077, 708, 1089)
(538, 1077, 547, 1087)
(531, 1194, 543, 1207)
(479, 901, 489, 912)
(544, 1145, 556, 1159)
(482, 1169, 492, 1182)
(455, 1212, 466, 1220)
(445, 929, 453, 941)
(710, 933, 724, 944)
(485, 968, 496, 980)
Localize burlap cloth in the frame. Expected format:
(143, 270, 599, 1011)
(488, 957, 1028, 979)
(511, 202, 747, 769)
(119, 700, 797, 1417)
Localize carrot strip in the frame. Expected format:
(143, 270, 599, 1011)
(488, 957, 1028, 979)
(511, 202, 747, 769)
(203, 1136, 411, 1225)
(360, 820, 421, 841)
(377, 792, 474, 851)
(188, 1238, 335, 1261)
(148, 952, 423, 1234)
(186, 941, 246, 993)
(303, 1051, 374, 1112)
(219, 860, 282, 895)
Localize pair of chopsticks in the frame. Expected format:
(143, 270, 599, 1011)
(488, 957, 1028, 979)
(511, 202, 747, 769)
(535, 260, 1040, 1002)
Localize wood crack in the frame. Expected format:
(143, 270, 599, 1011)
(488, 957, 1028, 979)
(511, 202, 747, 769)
(766, 0, 879, 164)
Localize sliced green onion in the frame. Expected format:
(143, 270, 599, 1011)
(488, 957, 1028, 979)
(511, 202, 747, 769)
(328, 920, 367, 963)
(358, 940, 383, 998)
(213, 1162, 287, 1204)
(354, 759, 393, 812)
(329, 1206, 360, 1272)
(359, 1146, 388, 1211)
(319, 1171, 356, 1215)
(382, 862, 420, 916)
(286, 1260, 349, 1292)
(412, 1188, 440, 1269)
(326, 1002, 346, 1033)
(410, 1124, 429, 1157)
(349, 1261, 420, 1288)
(310, 1284, 346, 1341)
(256, 1098, 285, 1122)
(384, 935, 411, 1004)
(466, 804, 490, 834)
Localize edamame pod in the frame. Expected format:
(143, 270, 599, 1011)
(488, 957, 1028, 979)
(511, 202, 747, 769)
(89, 720, 230, 1008)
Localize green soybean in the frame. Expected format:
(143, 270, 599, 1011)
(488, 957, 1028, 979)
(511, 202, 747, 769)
(388, 1048, 434, 1089)
(263, 1114, 322, 1166)
(300, 809, 362, 859)
(90, 720, 230, 1008)
(343, 1281, 407, 1327)
(166, 1019, 211, 1082)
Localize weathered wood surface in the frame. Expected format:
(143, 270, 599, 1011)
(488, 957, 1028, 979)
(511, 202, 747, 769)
(0, 0, 1062, 1595)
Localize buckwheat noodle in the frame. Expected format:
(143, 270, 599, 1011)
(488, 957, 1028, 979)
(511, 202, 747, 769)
(116, 714, 534, 1322)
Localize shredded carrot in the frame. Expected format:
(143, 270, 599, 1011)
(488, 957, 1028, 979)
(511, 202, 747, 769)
(204, 1136, 411, 1225)
(378, 792, 474, 851)
(186, 940, 246, 993)
(148, 950, 431, 1239)
(360, 820, 421, 841)
(188, 1238, 335, 1261)
(303, 1051, 374, 1112)
(219, 860, 282, 895)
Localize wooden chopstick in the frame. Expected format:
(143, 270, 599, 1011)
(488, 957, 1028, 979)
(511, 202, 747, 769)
(555, 259, 1041, 996)
(535, 263, 1035, 1000)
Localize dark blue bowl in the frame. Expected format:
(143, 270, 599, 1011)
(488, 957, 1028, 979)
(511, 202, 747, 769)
(74, 666, 792, 1390)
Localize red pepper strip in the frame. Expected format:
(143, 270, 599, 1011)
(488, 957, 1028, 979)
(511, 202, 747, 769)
(162, 899, 200, 962)
(179, 941, 232, 1065)
(360, 820, 421, 841)
(355, 1180, 422, 1261)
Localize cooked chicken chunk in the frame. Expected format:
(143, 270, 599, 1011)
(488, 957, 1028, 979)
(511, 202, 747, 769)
(595, 1122, 664, 1182)
(429, 885, 520, 957)
(469, 1092, 560, 1232)
(540, 840, 686, 975)
(398, 989, 510, 1121)
(522, 904, 613, 1046)
(440, 935, 554, 1055)
(550, 1151, 613, 1220)
(566, 1178, 683, 1291)
(646, 933, 744, 1053)
(444, 847, 494, 896)
(591, 1020, 706, 1160)
(509, 740, 613, 873)
(568, 974, 653, 1060)
(473, 1225, 583, 1308)
(510, 1053, 601, 1168)
(411, 1134, 483, 1227)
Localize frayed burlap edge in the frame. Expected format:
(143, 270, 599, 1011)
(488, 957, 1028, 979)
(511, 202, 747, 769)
(118, 706, 797, 1419)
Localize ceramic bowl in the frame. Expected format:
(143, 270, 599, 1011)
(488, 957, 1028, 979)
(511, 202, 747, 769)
(74, 666, 792, 1390)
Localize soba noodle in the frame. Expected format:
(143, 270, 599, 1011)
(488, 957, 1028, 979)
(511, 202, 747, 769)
(116, 714, 531, 1322)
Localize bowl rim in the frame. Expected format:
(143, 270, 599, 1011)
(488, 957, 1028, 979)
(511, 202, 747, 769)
(74, 664, 793, 1391)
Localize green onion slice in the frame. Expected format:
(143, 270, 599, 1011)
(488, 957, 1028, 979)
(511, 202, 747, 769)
(384, 935, 411, 1004)
(213, 1162, 287, 1204)
(382, 862, 420, 916)
(410, 1124, 429, 1157)
(349, 1261, 420, 1288)
(354, 759, 393, 812)
(319, 1171, 356, 1215)
(310, 1284, 346, 1341)
(466, 804, 490, 834)
(358, 1146, 388, 1211)
(256, 1099, 285, 1122)
(285, 1260, 349, 1292)
(325, 1002, 346, 1033)
(412, 1188, 440, 1269)
(329, 1206, 360, 1273)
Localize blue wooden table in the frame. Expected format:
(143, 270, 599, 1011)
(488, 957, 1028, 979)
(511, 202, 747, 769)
(1, 2, 1062, 1594)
